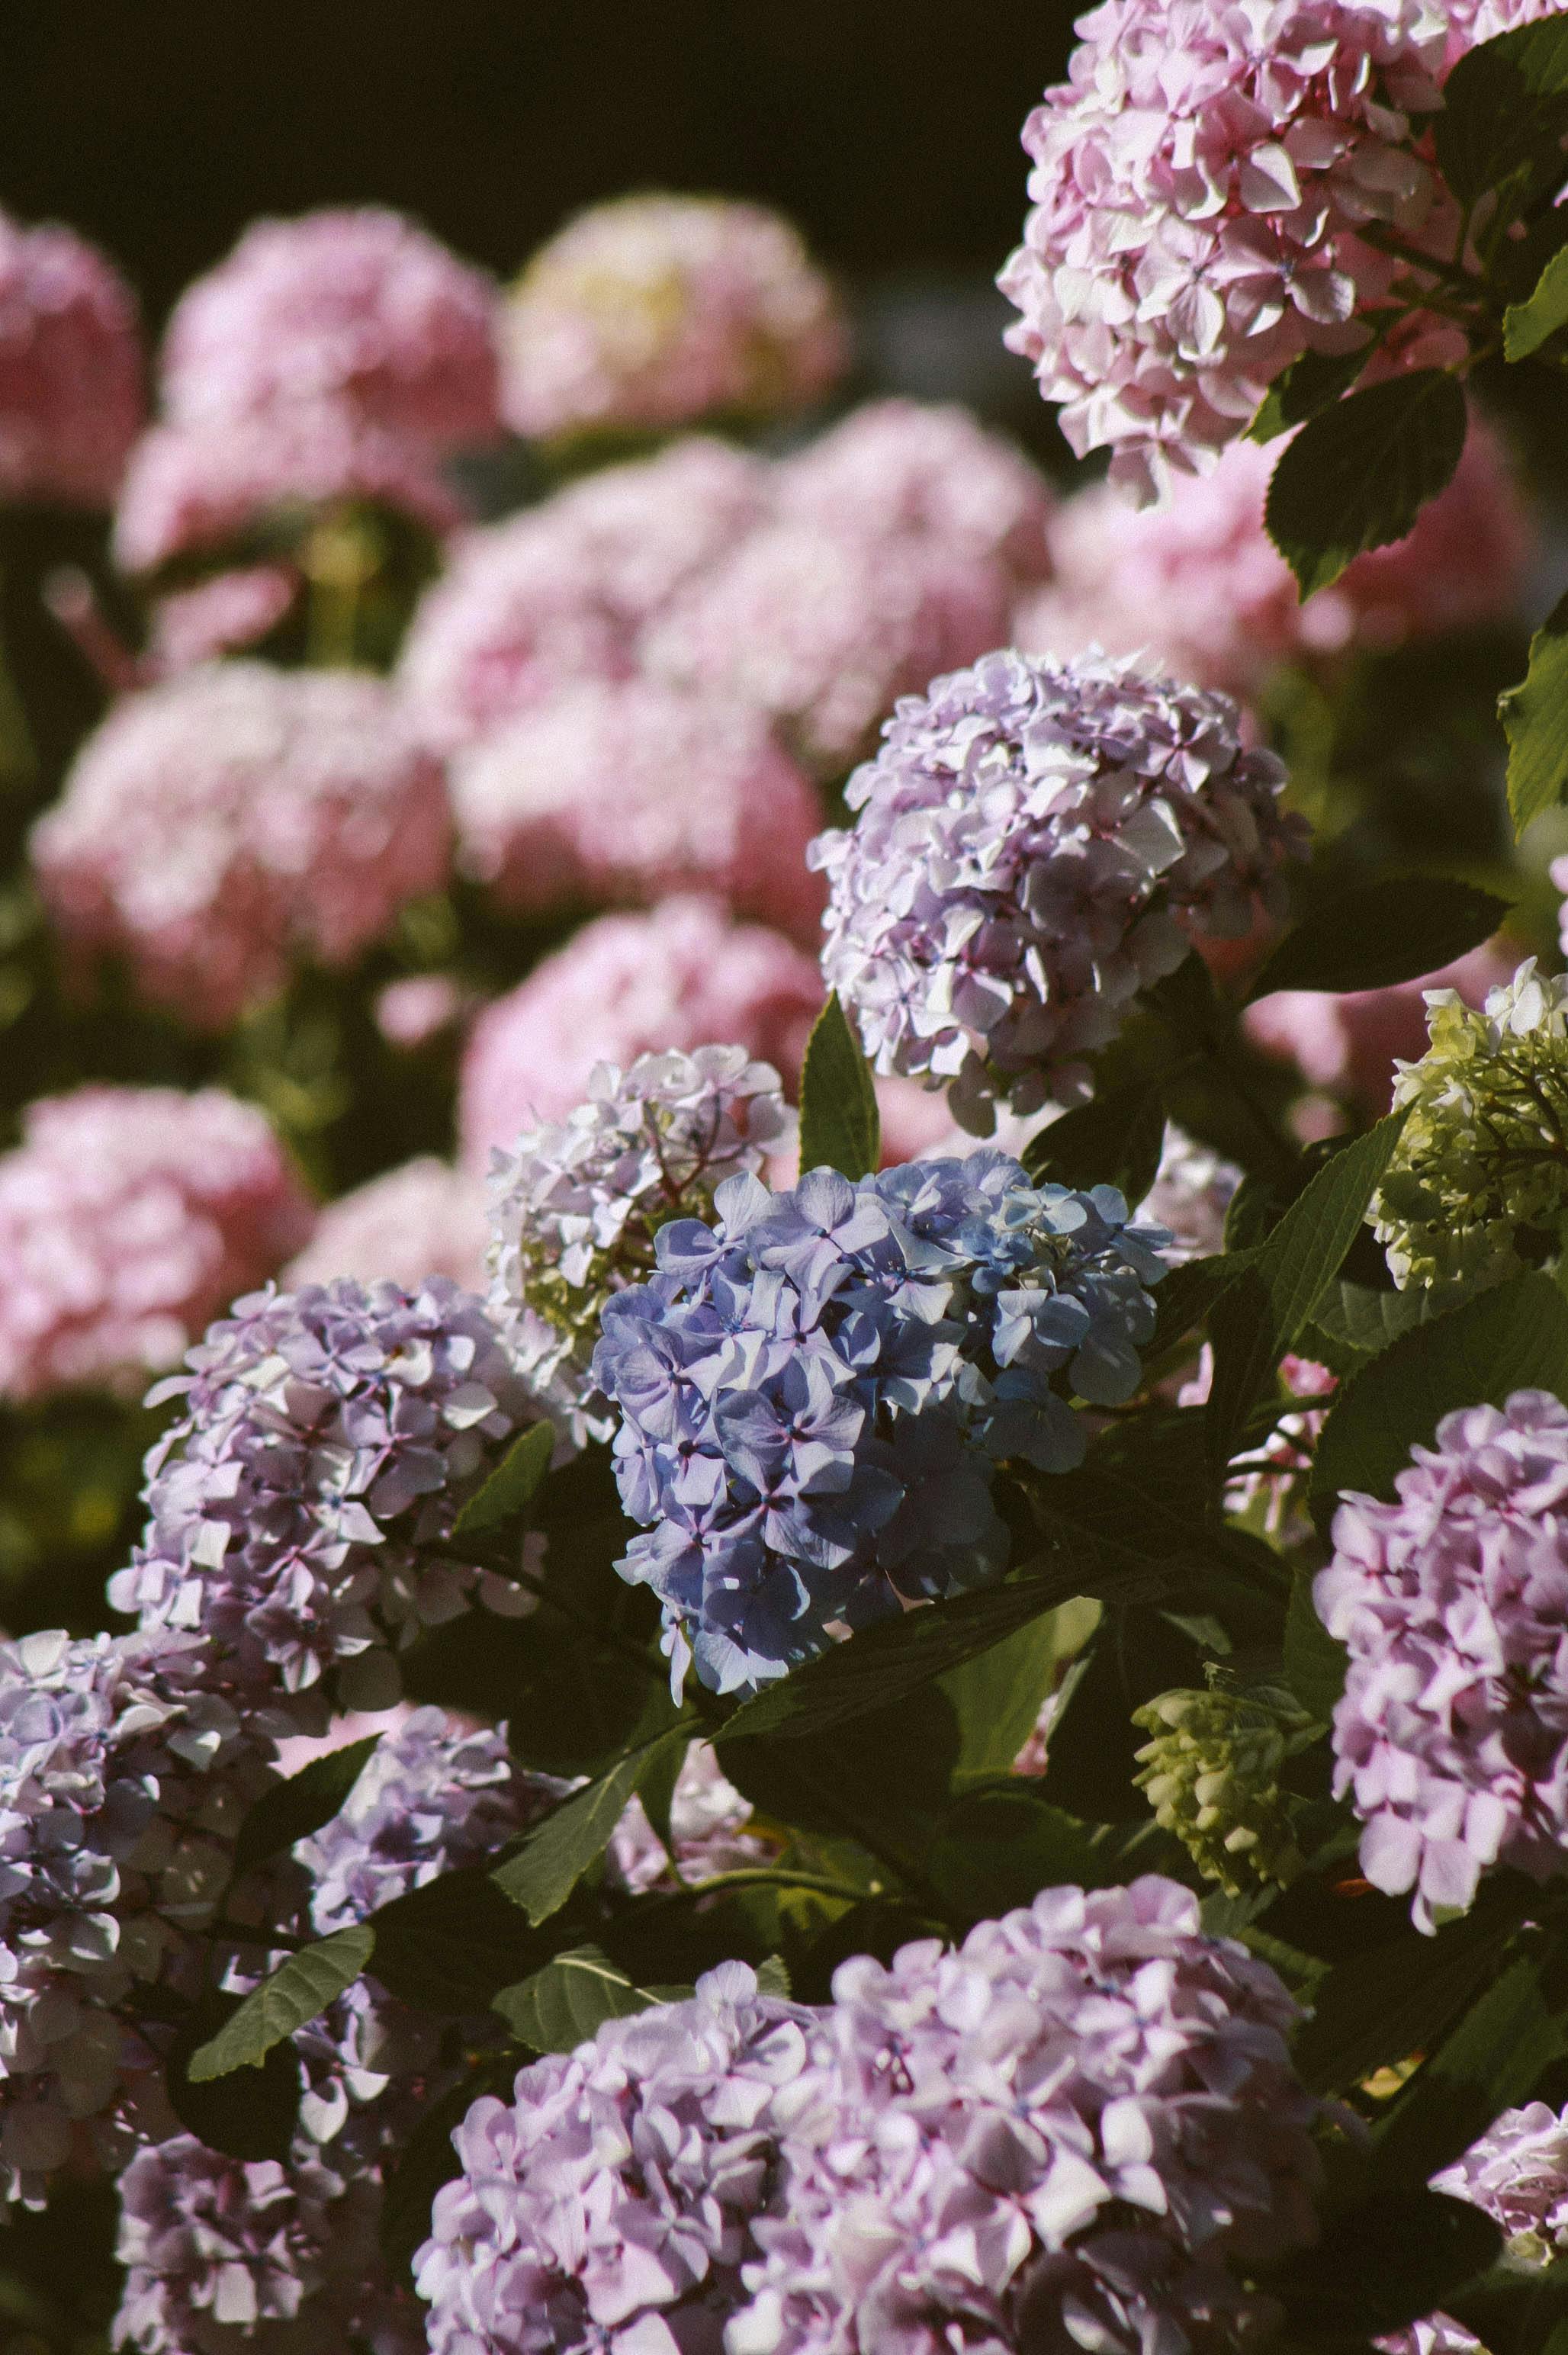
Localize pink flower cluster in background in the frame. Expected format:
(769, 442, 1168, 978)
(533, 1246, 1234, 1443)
(0, 210, 144, 509)
(284, 1158, 488, 1295)
(1245, 941, 1518, 1115)
(500, 191, 848, 442)
(31, 663, 451, 1028)
(0, 1088, 312, 1402)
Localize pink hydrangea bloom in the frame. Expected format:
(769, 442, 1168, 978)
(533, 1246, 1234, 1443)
(284, 1159, 488, 1294)
(450, 676, 825, 938)
(397, 436, 768, 753)
(113, 412, 465, 577)
(998, 1, 1456, 503)
(457, 896, 822, 1165)
(159, 208, 501, 452)
(1444, 1, 1559, 66)
(0, 214, 143, 507)
(373, 973, 469, 1050)
(644, 518, 1016, 775)
(32, 665, 452, 1030)
(1020, 419, 1532, 696)
(501, 192, 847, 441)
(1317, 1390, 1568, 1933)
(1244, 941, 1517, 1113)
(775, 398, 1056, 588)
(0, 1087, 313, 1402)
(143, 566, 300, 672)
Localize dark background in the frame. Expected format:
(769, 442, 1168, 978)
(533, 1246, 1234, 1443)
(0, 3, 1078, 315)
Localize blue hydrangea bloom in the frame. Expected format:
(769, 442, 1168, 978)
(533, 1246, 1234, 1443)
(592, 1152, 1169, 1695)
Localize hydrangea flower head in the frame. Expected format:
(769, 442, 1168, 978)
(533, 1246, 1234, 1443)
(416, 1960, 815, 2355)
(397, 436, 768, 753)
(458, 897, 821, 1164)
(814, 647, 1303, 1130)
(31, 665, 451, 1030)
(111, 1277, 538, 1720)
(159, 207, 501, 452)
(0, 1627, 281, 2203)
(501, 192, 847, 442)
(593, 1152, 1168, 1693)
(0, 212, 144, 506)
(0, 1086, 313, 1402)
(1133, 1123, 1241, 1263)
(285, 1159, 488, 1296)
(998, 0, 1454, 503)
(450, 676, 826, 940)
(735, 1877, 1321, 2355)
(1372, 959, 1568, 1288)
(487, 1046, 795, 1436)
(1317, 1390, 1568, 1932)
(1134, 1674, 1319, 1895)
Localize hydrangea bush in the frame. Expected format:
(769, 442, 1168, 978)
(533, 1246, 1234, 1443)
(5, 13, 1568, 2353)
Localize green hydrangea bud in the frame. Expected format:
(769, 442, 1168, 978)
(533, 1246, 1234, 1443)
(1371, 959, 1568, 1290)
(1133, 1673, 1318, 1897)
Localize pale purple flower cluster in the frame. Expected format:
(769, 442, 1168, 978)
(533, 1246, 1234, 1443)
(501, 192, 847, 442)
(458, 898, 821, 1165)
(0, 1627, 280, 2204)
(1133, 1124, 1242, 1264)
(815, 648, 1303, 1129)
(487, 1045, 795, 1437)
(1316, 1390, 1568, 1933)
(399, 437, 769, 753)
(593, 1153, 1168, 1694)
(416, 1960, 814, 2355)
(0, 210, 144, 507)
(738, 1878, 1319, 2355)
(450, 676, 826, 940)
(158, 207, 501, 454)
(286, 1159, 489, 1296)
(111, 1280, 538, 1722)
(644, 400, 1056, 774)
(0, 1085, 315, 1403)
(998, 0, 1457, 503)
(606, 1740, 770, 1894)
(1380, 2097, 1568, 2355)
(31, 664, 452, 1030)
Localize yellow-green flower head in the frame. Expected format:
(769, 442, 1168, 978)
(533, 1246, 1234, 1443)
(1372, 958, 1568, 1290)
(1133, 1674, 1318, 1897)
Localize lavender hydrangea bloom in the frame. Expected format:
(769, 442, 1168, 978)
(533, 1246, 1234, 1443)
(487, 1046, 795, 1441)
(1380, 2098, 1568, 2355)
(111, 1280, 541, 1724)
(593, 1152, 1168, 1695)
(1316, 1390, 1568, 1933)
(0, 1627, 284, 2204)
(813, 649, 1303, 1130)
(415, 1961, 815, 2355)
(732, 1877, 1321, 2355)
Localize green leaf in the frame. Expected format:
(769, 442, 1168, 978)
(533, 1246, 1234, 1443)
(1264, 372, 1470, 599)
(1291, 1899, 1526, 2096)
(1243, 877, 1510, 1003)
(798, 993, 879, 1181)
(1502, 589, 1568, 838)
(635, 1729, 689, 1859)
(451, 1418, 554, 1541)
(1264, 2188, 1502, 2341)
(493, 1725, 692, 1926)
(368, 1868, 554, 2013)
(1207, 1113, 1409, 1473)
(1435, 16, 1568, 215)
(927, 1789, 1126, 1921)
(165, 1990, 300, 2161)
(1281, 1573, 1345, 1724)
(1149, 1247, 1262, 1357)
(938, 1611, 1064, 1788)
(231, 1735, 381, 1882)
(1374, 1949, 1568, 2187)
(1505, 243, 1568, 360)
(754, 1954, 792, 1997)
(493, 1943, 658, 2052)
(1021, 1077, 1168, 1205)
(1309, 1272, 1568, 1535)
(188, 1926, 374, 2080)
(1306, 1277, 1472, 1376)
(1248, 342, 1377, 445)
(1448, 2253, 1568, 2355)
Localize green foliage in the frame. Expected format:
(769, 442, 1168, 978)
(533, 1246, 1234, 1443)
(165, 1990, 302, 2161)
(1502, 590, 1568, 838)
(1264, 373, 1470, 599)
(1021, 1074, 1167, 1203)
(1242, 877, 1511, 1003)
(1505, 246, 1568, 361)
(1309, 1271, 1568, 1534)
(1248, 344, 1376, 444)
(188, 1926, 375, 2080)
(1435, 17, 1568, 220)
(797, 991, 879, 1181)
(1263, 2186, 1502, 2345)
(450, 1418, 555, 1541)
(231, 1734, 381, 1881)
(366, 1868, 555, 2012)
(493, 1944, 661, 2051)
(493, 1724, 694, 1925)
